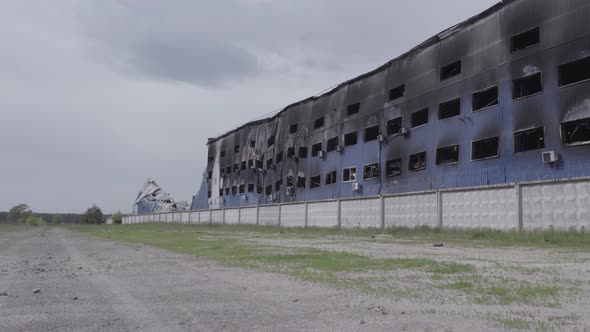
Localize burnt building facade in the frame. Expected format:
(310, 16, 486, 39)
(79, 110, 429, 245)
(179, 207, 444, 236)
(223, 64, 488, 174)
(192, 0, 590, 210)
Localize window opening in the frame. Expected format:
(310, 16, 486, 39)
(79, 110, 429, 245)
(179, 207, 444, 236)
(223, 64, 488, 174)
(311, 142, 322, 157)
(386, 158, 402, 177)
(248, 184, 254, 193)
(239, 184, 245, 194)
(265, 185, 272, 196)
(388, 84, 405, 101)
(436, 145, 460, 166)
(513, 73, 542, 99)
(347, 102, 361, 116)
(387, 117, 403, 136)
(364, 125, 380, 142)
(234, 145, 240, 153)
(409, 152, 426, 171)
(325, 170, 337, 185)
(472, 86, 498, 111)
(275, 151, 283, 164)
(514, 127, 545, 152)
(411, 108, 429, 127)
(267, 136, 275, 147)
(472, 137, 499, 160)
(287, 147, 296, 158)
(511, 27, 540, 53)
(559, 56, 590, 87)
(314, 117, 325, 130)
(327, 137, 339, 152)
(289, 124, 298, 134)
(275, 179, 282, 191)
(363, 163, 379, 180)
(240, 161, 247, 170)
(266, 158, 273, 170)
(249, 140, 255, 148)
(441, 60, 462, 80)
(298, 147, 308, 158)
(297, 176, 306, 188)
(343, 167, 357, 182)
(562, 118, 590, 145)
(344, 132, 358, 146)
(439, 98, 461, 120)
(286, 176, 294, 187)
(310, 175, 321, 189)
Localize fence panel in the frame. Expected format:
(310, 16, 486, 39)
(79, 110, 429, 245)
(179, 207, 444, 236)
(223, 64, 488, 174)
(384, 192, 437, 228)
(211, 210, 224, 224)
(259, 205, 280, 227)
(341, 198, 381, 229)
(443, 187, 517, 230)
(280, 203, 306, 228)
(522, 180, 590, 230)
(199, 211, 211, 224)
(224, 209, 240, 225)
(189, 212, 199, 224)
(240, 207, 258, 225)
(307, 201, 338, 228)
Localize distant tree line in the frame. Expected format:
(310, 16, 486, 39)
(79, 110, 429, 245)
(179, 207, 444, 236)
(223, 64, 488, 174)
(0, 204, 113, 225)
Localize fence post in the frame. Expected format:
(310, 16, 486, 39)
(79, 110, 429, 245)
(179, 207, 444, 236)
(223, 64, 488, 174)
(238, 208, 242, 225)
(256, 205, 260, 226)
(278, 204, 282, 228)
(209, 210, 213, 225)
(223, 209, 226, 225)
(437, 190, 443, 229)
(516, 183, 523, 231)
(304, 201, 309, 228)
(337, 199, 342, 228)
(380, 195, 385, 230)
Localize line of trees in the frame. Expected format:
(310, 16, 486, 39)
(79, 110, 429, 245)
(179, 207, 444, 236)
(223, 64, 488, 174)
(0, 204, 118, 225)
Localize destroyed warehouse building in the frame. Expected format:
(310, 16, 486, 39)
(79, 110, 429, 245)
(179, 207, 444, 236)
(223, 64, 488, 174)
(190, 0, 590, 210)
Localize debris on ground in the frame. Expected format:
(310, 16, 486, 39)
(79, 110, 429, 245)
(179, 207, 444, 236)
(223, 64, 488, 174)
(0, 291, 7, 296)
(433, 243, 444, 247)
(33, 288, 41, 294)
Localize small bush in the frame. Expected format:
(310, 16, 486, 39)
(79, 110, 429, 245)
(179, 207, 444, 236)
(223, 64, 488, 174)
(112, 211, 123, 225)
(25, 215, 46, 226)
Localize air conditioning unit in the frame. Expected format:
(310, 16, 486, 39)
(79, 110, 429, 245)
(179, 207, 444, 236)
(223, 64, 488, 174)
(318, 150, 326, 158)
(352, 182, 362, 192)
(542, 151, 559, 164)
(377, 134, 385, 142)
(336, 145, 344, 153)
(398, 127, 409, 136)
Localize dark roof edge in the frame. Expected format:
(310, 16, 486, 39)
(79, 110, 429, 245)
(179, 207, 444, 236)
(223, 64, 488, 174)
(207, 0, 513, 145)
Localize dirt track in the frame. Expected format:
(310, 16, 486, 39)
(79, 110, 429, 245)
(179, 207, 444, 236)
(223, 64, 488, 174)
(0, 228, 427, 332)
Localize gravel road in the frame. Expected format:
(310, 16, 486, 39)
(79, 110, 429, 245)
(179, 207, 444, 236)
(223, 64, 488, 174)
(0, 228, 438, 332)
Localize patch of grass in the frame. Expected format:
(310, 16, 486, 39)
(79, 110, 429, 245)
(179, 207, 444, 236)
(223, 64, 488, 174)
(0, 224, 32, 233)
(473, 283, 561, 307)
(497, 317, 531, 330)
(440, 280, 474, 290)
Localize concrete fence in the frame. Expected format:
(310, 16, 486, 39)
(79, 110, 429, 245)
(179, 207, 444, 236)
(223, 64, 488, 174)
(123, 178, 590, 230)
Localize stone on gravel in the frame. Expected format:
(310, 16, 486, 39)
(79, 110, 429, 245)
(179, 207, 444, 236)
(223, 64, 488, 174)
(73, 296, 78, 301)
(0, 291, 7, 296)
(433, 244, 444, 247)
(33, 288, 41, 294)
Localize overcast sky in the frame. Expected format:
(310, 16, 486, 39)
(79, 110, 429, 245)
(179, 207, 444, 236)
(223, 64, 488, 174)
(0, 0, 498, 214)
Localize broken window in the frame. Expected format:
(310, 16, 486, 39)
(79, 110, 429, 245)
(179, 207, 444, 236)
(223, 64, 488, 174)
(327, 137, 339, 152)
(386, 158, 402, 177)
(233, 163, 239, 173)
(411, 108, 429, 128)
(562, 118, 590, 145)
(267, 136, 275, 147)
(513, 73, 542, 99)
(289, 124, 298, 134)
(347, 102, 361, 116)
(208, 155, 214, 163)
(343, 167, 357, 182)
(310, 175, 321, 189)
(208, 191, 212, 198)
(275, 151, 283, 164)
(265, 185, 272, 196)
(387, 117, 403, 136)
(248, 159, 254, 168)
(559, 56, 590, 87)
(225, 166, 231, 174)
(232, 186, 238, 196)
(325, 170, 337, 185)
(234, 145, 240, 153)
(363, 163, 379, 180)
(249, 140, 255, 148)
(287, 147, 296, 158)
(255, 160, 263, 170)
(286, 176, 294, 187)
(239, 184, 245, 194)
(219, 189, 224, 197)
(312, 142, 323, 157)
(298, 147, 308, 158)
(297, 176, 306, 188)
(388, 84, 405, 101)
(275, 179, 282, 191)
(220, 151, 226, 158)
(220, 168, 225, 176)
(440, 60, 462, 80)
(266, 158, 273, 169)
(240, 161, 247, 170)
(225, 188, 230, 196)
(514, 127, 545, 153)
(344, 132, 358, 146)
(208, 171, 212, 179)
(409, 152, 426, 172)
(314, 116, 325, 130)
(472, 137, 499, 160)
(439, 98, 461, 120)
(472, 86, 498, 111)
(257, 185, 263, 194)
(248, 184, 254, 193)
(436, 145, 460, 166)
(510, 27, 540, 53)
(364, 125, 380, 142)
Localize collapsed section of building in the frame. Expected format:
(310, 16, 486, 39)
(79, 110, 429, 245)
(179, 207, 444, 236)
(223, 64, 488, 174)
(135, 179, 188, 214)
(192, 0, 590, 210)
